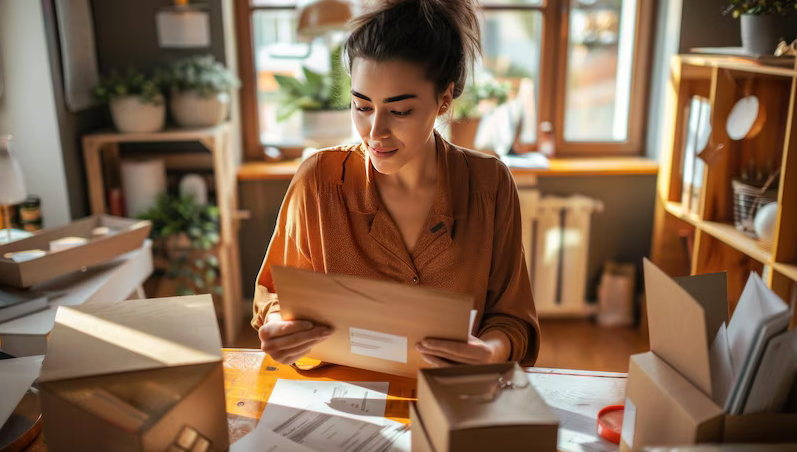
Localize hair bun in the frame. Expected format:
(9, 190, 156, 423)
(344, 0, 482, 99)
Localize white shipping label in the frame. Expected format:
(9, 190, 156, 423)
(349, 327, 407, 363)
(621, 397, 637, 447)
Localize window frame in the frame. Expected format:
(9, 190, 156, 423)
(235, 0, 654, 160)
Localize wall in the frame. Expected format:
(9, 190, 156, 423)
(90, 0, 226, 73)
(646, 0, 742, 161)
(0, 0, 72, 227)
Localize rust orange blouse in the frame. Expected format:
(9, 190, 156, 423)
(252, 132, 540, 366)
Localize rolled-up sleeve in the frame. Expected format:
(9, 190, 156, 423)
(251, 157, 319, 331)
(477, 162, 540, 366)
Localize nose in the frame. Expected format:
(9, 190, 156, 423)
(369, 109, 391, 141)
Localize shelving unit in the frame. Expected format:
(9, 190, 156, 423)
(82, 122, 244, 344)
(651, 55, 797, 326)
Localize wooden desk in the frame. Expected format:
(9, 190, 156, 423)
(23, 349, 627, 451)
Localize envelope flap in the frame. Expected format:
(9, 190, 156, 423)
(674, 271, 729, 345)
(40, 295, 222, 382)
(644, 259, 713, 396)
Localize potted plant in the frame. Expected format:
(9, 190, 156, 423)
(449, 76, 510, 150)
(724, 0, 797, 55)
(138, 193, 222, 297)
(93, 69, 166, 133)
(274, 45, 351, 143)
(163, 55, 240, 128)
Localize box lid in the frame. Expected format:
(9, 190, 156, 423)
(419, 363, 558, 431)
(39, 295, 222, 382)
(643, 259, 728, 398)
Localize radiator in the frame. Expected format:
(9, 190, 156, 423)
(518, 190, 604, 317)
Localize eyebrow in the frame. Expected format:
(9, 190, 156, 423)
(351, 90, 417, 103)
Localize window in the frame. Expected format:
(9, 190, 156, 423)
(235, 0, 653, 159)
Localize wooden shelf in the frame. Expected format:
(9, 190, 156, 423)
(679, 54, 797, 78)
(773, 262, 797, 283)
(653, 54, 797, 302)
(664, 201, 700, 226)
(238, 156, 658, 181)
(698, 221, 772, 265)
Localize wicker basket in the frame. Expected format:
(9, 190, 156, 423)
(732, 179, 778, 233)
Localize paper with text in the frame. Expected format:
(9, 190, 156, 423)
(257, 379, 409, 452)
(231, 422, 317, 452)
(349, 328, 407, 364)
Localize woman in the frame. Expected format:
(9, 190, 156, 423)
(253, 0, 539, 368)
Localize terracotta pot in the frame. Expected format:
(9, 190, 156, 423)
(109, 95, 166, 133)
(171, 90, 230, 127)
(449, 118, 481, 150)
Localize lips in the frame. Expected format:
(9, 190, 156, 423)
(368, 145, 398, 158)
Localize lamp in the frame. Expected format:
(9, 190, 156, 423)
(0, 135, 27, 243)
(297, 0, 357, 37)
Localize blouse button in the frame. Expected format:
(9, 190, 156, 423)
(412, 276, 419, 284)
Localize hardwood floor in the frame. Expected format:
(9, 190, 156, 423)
(233, 318, 649, 373)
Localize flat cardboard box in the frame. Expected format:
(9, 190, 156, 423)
(38, 295, 229, 452)
(622, 260, 797, 451)
(416, 362, 558, 452)
(0, 215, 151, 288)
(644, 445, 797, 452)
(272, 266, 473, 377)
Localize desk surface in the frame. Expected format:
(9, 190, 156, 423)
(24, 349, 628, 451)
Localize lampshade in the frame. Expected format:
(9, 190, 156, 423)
(297, 0, 357, 37)
(0, 135, 28, 206)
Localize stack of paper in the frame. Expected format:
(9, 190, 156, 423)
(231, 379, 410, 452)
(708, 273, 797, 414)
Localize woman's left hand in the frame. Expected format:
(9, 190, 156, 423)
(416, 330, 510, 367)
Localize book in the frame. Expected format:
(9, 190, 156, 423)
(0, 287, 48, 323)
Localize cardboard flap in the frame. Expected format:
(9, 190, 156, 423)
(673, 272, 728, 345)
(643, 259, 713, 397)
(40, 295, 222, 382)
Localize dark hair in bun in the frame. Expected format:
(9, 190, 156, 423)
(343, 0, 482, 100)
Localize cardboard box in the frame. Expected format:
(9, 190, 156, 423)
(643, 445, 797, 452)
(0, 215, 151, 288)
(622, 260, 797, 451)
(272, 266, 473, 377)
(38, 295, 229, 452)
(416, 362, 558, 452)
(410, 402, 437, 452)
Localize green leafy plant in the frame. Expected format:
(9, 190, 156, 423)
(274, 45, 351, 121)
(138, 193, 222, 297)
(92, 69, 164, 105)
(452, 77, 510, 121)
(162, 55, 240, 97)
(724, 0, 797, 17)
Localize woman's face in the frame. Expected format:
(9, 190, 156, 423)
(350, 58, 450, 175)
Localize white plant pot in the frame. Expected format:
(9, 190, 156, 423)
(301, 110, 353, 145)
(109, 95, 166, 133)
(170, 90, 230, 128)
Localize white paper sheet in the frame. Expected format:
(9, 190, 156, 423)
(0, 355, 43, 426)
(255, 379, 409, 452)
(743, 327, 797, 413)
(528, 370, 624, 452)
(231, 423, 317, 452)
(709, 322, 734, 406)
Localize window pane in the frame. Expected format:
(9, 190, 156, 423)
(563, 0, 637, 142)
(480, 10, 542, 144)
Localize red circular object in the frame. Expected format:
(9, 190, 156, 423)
(597, 405, 625, 445)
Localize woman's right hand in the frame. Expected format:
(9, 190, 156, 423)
(258, 313, 333, 365)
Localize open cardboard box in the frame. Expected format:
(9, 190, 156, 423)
(0, 215, 151, 288)
(38, 295, 228, 452)
(621, 260, 797, 451)
(415, 363, 558, 452)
